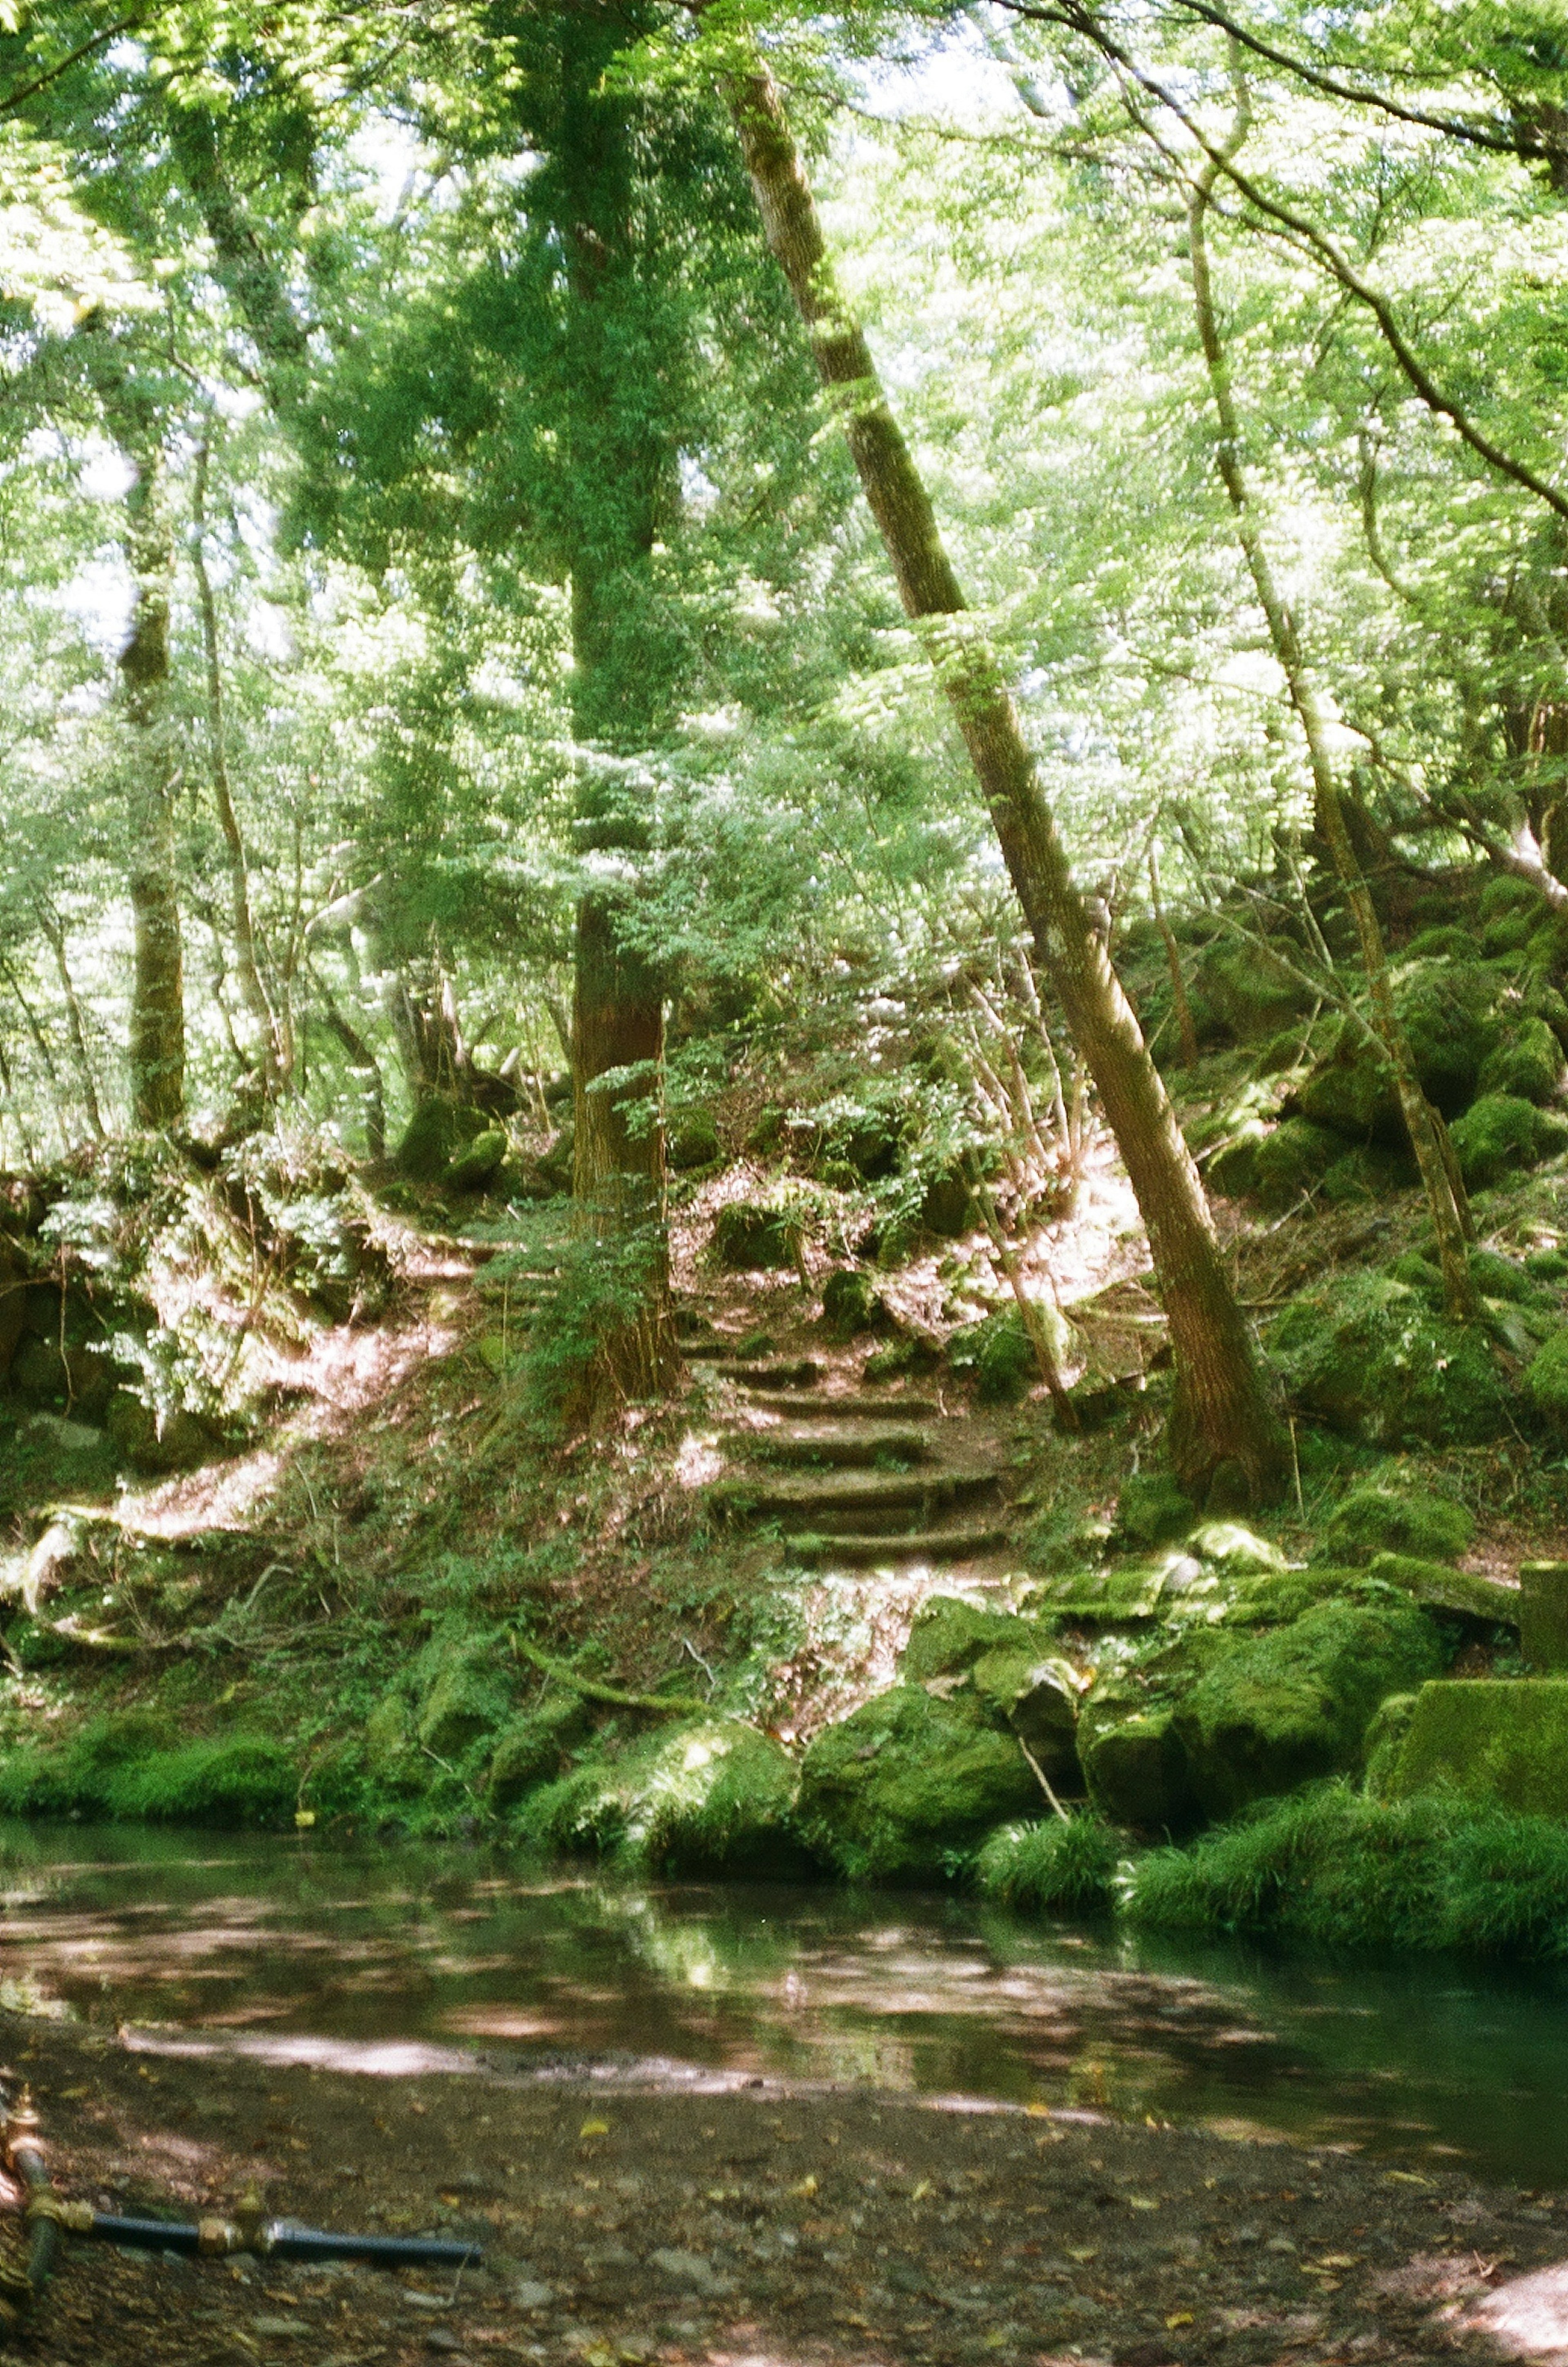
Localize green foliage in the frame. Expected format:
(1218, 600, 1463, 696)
(1388, 1679, 1568, 1818)
(514, 1720, 803, 1876)
(1125, 1785, 1568, 1959)
(976, 1814, 1120, 1913)
(0, 1712, 295, 1825)
(947, 1307, 1035, 1402)
(521, 1220, 669, 1434)
(1526, 1329, 1568, 1423)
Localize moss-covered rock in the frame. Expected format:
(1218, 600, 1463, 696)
(1187, 1520, 1287, 1575)
(1195, 940, 1314, 1043)
(1450, 1093, 1566, 1189)
(1296, 963, 1502, 1143)
(1114, 1472, 1196, 1550)
(1172, 1599, 1446, 1820)
(519, 1720, 804, 1875)
(415, 1645, 512, 1759)
(396, 1097, 488, 1182)
(487, 1690, 592, 1805)
(1319, 1483, 1474, 1567)
(795, 1685, 1042, 1881)
(820, 1268, 888, 1340)
(1526, 1329, 1568, 1429)
(105, 1391, 219, 1474)
(1320, 1145, 1415, 1205)
(946, 1308, 1037, 1402)
(967, 1647, 1084, 1792)
(900, 1596, 1048, 1684)
(445, 1128, 508, 1190)
(1365, 1552, 1518, 1624)
(1251, 1118, 1341, 1210)
(1479, 1018, 1566, 1106)
(1469, 1246, 1535, 1302)
(712, 1202, 796, 1270)
(668, 1113, 721, 1171)
(1079, 1700, 1199, 1832)
(1267, 1273, 1512, 1445)
(1389, 1680, 1568, 1818)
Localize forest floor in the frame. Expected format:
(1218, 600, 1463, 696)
(1, 2001, 1561, 2367)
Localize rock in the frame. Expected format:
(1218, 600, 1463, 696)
(488, 1691, 592, 1805)
(1519, 1563, 1568, 1671)
(1267, 1272, 1512, 1446)
(521, 1720, 803, 1877)
(512, 2280, 554, 2310)
(968, 1648, 1084, 1792)
(820, 1268, 888, 1340)
(1079, 1699, 1199, 1831)
(1469, 1245, 1537, 1302)
(648, 2248, 734, 2299)
(1319, 1483, 1474, 1567)
(1114, 1473, 1195, 1550)
(396, 1097, 490, 1182)
(1366, 1552, 1519, 1625)
(1296, 963, 1502, 1143)
(1172, 1599, 1446, 1820)
(1195, 939, 1314, 1043)
(416, 1646, 513, 1759)
(1452, 1091, 1564, 1188)
(1320, 1144, 1414, 1205)
(1388, 1678, 1568, 1816)
(668, 1113, 721, 1170)
(1251, 1118, 1342, 1210)
(900, 1596, 1049, 1684)
(921, 1172, 974, 1236)
(712, 1202, 796, 1270)
(445, 1128, 508, 1190)
(1464, 2260, 1568, 2364)
(795, 1684, 1042, 1880)
(1479, 1016, 1567, 1105)
(1187, 1521, 1287, 1575)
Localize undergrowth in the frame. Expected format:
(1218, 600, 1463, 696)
(976, 1812, 1121, 1912)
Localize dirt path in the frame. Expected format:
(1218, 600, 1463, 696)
(0, 2013, 1551, 2367)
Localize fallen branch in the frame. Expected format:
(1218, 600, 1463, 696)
(512, 1635, 708, 1716)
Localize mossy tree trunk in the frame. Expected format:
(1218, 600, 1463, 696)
(1186, 148, 1479, 1322)
(726, 63, 1286, 1504)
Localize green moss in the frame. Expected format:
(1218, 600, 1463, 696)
(1450, 1093, 1567, 1189)
(1172, 1599, 1446, 1821)
(1114, 1473, 1196, 1549)
(1469, 1246, 1536, 1302)
(396, 1098, 487, 1182)
(1319, 1483, 1473, 1567)
(668, 1113, 721, 1171)
(1251, 1118, 1341, 1210)
(415, 1643, 513, 1759)
(712, 1202, 796, 1269)
(820, 1268, 886, 1340)
(487, 1691, 592, 1805)
(1478, 1018, 1566, 1106)
(900, 1596, 1047, 1683)
(1361, 1693, 1420, 1802)
(445, 1128, 508, 1190)
(795, 1685, 1041, 1881)
(1267, 1272, 1512, 1446)
(1365, 1553, 1519, 1623)
(1389, 1678, 1568, 1817)
(975, 1813, 1120, 1912)
(1320, 1145, 1414, 1205)
(1187, 1520, 1286, 1574)
(517, 1720, 804, 1875)
(0, 1715, 296, 1826)
(947, 1308, 1035, 1402)
(1527, 1329, 1568, 1424)
(1125, 1782, 1568, 1957)
(1079, 1701, 1199, 1832)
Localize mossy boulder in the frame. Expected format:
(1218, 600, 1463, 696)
(712, 1202, 796, 1270)
(488, 1690, 592, 1805)
(900, 1596, 1047, 1684)
(1251, 1118, 1341, 1209)
(1114, 1472, 1196, 1550)
(1296, 964, 1502, 1143)
(1187, 1520, 1286, 1575)
(1321, 1145, 1415, 1205)
(1527, 1329, 1568, 1429)
(1479, 1018, 1566, 1106)
(445, 1128, 508, 1190)
(1450, 1093, 1568, 1189)
(967, 1648, 1084, 1793)
(519, 1720, 804, 1875)
(1079, 1699, 1199, 1833)
(1172, 1599, 1446, 1820)
(1365, 1552, 1519, 1625)
(416, 1645, 513, 1760)
(920, 1172, 975, 1237)
(1195, 939, 1314, 1043)
(668, 1113, 721, 1171)
(1388, 1679, 1568, 1817)
(1319, 1483, 1474, 1567)
(1267, 1273, 1512, 1445)
(795, 1685, 1042, 1880)
(821, 1268, 888, 1340)
(396, 1097, 489, 1183)
(1361, 1692, 1420, 1801)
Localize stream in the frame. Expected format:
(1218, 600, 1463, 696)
(0, 1821, 1563, 2188)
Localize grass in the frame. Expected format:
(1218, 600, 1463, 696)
(0, 1713, 297, 1826)
(976, 1813, 1121, 1912)
(1123, 1781, 1568, 1957)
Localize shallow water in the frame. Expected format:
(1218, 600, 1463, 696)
(1, 1821, 1564, 2186)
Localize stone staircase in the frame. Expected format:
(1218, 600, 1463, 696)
(702, 1350, 1010, 1571)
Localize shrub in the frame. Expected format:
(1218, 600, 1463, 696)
(521, 1220, 669, 1433)
(976, 1814, 1120, 1912)
(947, 1308, 1036, 1402)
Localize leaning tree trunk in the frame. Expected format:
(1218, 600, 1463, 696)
(83, 331, 186, 1132)
(726, 65, 1286, 1503)
(1186, 158, 1478, 1322)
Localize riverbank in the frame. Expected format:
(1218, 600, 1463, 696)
(1, 2008, 1559, 2367)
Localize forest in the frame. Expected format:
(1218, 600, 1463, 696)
(1, 0, 1568, 2040)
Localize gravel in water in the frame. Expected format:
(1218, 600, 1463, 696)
(0, 2014, 1554, 2367)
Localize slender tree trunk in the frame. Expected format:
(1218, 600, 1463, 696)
(1186, 162, 1478, 1320)
(192, 439, 286, 1091)
(726, 65, 1286, 1501)
(1149, 849, 1200, 1068)
(82, 328, 186, 1131)
(37, 910, 105, 1139)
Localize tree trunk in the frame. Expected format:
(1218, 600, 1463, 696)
(726, 64, 1286, 1502)
(37, 909, 104, 1140)
(82, 326, 187, 1132)
(1186, 162, 1479, 1320)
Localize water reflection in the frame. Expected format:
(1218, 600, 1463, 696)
(0, 1821, 1566, 2184)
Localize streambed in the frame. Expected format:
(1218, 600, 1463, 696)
(2, 1822, 1566, 2187)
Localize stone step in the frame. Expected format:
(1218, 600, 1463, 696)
(741, 1390, 941, 1418)
(710, 1467, 998, 1523)
(727, 1360, 820, 1388)
(784, 1524, 1009, 1566)
(746, 1425, 933, 1469)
